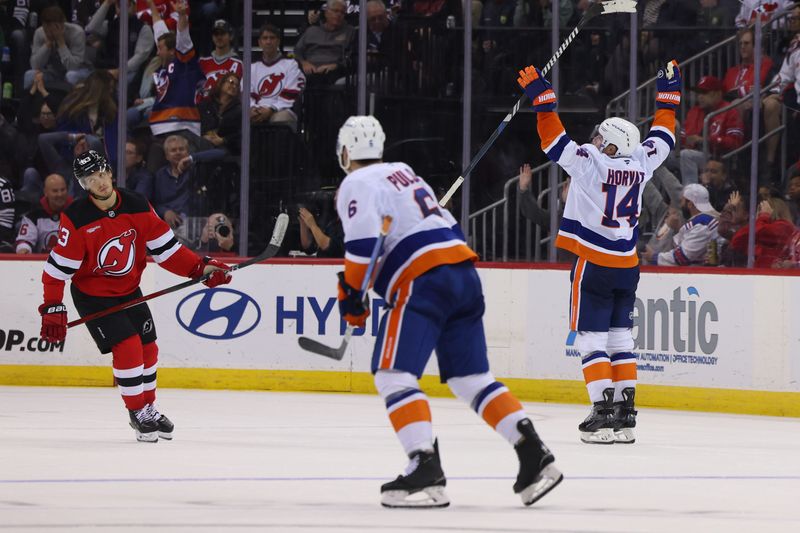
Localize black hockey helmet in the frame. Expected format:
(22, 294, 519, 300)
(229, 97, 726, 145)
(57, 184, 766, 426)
(73, 149, 110, 189)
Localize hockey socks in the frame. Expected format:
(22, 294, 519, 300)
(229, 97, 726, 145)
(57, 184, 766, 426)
(112, 335, 146, 411)
(448, 373, 526, 444)
(142, 342, 158, 405)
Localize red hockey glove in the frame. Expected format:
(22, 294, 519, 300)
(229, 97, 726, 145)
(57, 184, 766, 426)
(190, 256, 233, 288)
(517, 66, 557, 112)
(39, 303, 67, 343)
(337, 271, 369, 328)
(655, 59, 682, 110)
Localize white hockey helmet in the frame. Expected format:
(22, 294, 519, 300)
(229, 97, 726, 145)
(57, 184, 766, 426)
(336, 115, 386, 172)
(595, 117, 640, 157)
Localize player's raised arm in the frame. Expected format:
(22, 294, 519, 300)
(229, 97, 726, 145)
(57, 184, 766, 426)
(640, 59, 682, 174)
(517, 65, 594, 180)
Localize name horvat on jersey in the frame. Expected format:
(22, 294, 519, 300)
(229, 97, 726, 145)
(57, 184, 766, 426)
(605, 169, 646, 186)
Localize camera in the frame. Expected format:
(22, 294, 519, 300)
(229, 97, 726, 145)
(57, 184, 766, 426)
(214, 215, 231, 238)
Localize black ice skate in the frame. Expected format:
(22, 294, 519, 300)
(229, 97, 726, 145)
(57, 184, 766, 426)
(513, 418, 563, 506)
(145, 403, 174, 440)
(578, 388, 616, 444)
(381, 439, 449, 508)
(128, 407, 158, 443)
(613, 387, 637, 444)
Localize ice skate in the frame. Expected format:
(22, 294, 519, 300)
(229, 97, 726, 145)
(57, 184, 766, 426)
(128, 407, 158, 443)
(579, 388, 615, 444)
(145, 403, 174, 440)
(381, 439, 449, 508)
(613, 387, 637, 444)
(513, 418, 563, 506)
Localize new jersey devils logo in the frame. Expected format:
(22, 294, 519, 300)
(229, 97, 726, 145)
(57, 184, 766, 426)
(258, 73, 285, 98)
(94, 229, 137, 276)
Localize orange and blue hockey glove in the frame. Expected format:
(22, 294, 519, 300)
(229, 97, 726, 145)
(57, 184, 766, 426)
(655, 59, 682, 110)
(337, 271, 369, 328)
(517, 66, 557, 112)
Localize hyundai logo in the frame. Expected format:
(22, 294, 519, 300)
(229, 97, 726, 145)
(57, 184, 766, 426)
(176, 288, 261, 340)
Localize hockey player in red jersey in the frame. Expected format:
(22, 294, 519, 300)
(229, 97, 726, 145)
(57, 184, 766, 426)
(38, 150, 233, 442)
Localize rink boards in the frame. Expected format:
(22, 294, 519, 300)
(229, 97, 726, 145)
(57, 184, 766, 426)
(1, 257, 798, 417)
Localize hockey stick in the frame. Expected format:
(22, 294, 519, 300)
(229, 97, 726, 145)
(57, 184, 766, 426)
(66, 213, 290, 329)
(438, 0, 638, 207)
(297, 215, 393, 360)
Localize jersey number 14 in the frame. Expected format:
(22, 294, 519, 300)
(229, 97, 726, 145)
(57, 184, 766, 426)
(601, 183, 640, 228)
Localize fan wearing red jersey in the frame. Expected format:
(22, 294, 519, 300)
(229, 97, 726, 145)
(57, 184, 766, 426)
(38, 150, 232, 443)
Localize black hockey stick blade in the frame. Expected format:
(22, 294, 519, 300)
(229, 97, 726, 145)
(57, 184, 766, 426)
(438, 0, 637, 207)
(297, 335, 347, 361)
(67, 213, 289, 328)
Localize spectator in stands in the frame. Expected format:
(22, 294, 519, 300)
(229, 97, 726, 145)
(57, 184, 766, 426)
(639, 166, 683, 239)
(145, 0, 204, 174)
(700, 158, 738, 211)
(0, 176, 17, 252)
(696, 0, 733, 52)
(785, 174, 800, 225)
(731, 196, 796, 267)
(641, 206, 683, 261)
(293, 0, 355, 84)
(25, 5, 92, 91)
(197, 19, 243, 103)
(763, 7, 800, 178)
(479, 0, 516, 51)
(250, 23, 305, 132)
(15, 173, 71, 254)
(366, 0, 397, 72)
(198, 71, 242, 155)
(124, 139, 153, 195)
(197, 212, 235, 254)
(86, 0, 155, 89)
(774, 225, 800, 268)
(516, 163, 574, 261)
(723, 28, 774, 101)
(717, 191, 750, 267)
(643, 184, 720, 266)
(136, 0, 183, 31)
(735, 0, 795, 27)
(679, 76, 745, 185)
(14, 75, 66, 200)
(298, 203, 345, 258)
(136, 134, 195, 242)
(54, 69, 120, 171)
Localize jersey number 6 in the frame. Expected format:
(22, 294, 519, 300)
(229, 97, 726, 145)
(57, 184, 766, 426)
(414, 188, 441, 218)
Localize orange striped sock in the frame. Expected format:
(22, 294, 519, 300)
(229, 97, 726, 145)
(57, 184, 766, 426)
(582, 351, 613, 403)
(610, 352, 637, 402)
(472, 382, 526, 445)
(385, 388, 433, 455)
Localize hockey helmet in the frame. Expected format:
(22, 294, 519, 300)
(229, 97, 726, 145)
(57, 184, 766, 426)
(336, 115, 386, 172)
(595, 117, 640, 157)
(73, 149, 111, 189)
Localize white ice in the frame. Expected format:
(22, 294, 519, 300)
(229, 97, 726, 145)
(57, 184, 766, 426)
(0, 386, 797, 532)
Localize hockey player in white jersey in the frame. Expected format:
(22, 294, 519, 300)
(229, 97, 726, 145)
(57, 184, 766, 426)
(334, 116, 563, 508)
(517, 59, 682, 444)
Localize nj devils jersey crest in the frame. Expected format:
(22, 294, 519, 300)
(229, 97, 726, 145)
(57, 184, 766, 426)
(94, 229, 137, 276)
(258, 73, 285, 98)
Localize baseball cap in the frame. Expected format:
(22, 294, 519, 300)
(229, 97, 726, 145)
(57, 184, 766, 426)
(682, 184, 716, 214)
(692, 76, 723, 93)
(212, 19, 233, 34)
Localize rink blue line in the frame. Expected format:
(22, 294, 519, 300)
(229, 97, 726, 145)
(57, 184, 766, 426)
(1, 475, 799, 484)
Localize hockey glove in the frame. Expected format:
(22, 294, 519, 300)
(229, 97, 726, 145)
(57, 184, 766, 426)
(39, 303, 67, 343)
(655, 59, 682, 110)
(337, 271, 369, 328)
(190, 256, 233, 288)
(517, 66, 557, 112)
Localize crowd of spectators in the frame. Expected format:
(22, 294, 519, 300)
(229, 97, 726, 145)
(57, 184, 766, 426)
(0, 0, 798, 266)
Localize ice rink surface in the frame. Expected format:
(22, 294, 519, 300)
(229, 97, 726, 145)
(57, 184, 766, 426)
(0, 386, 797, 533)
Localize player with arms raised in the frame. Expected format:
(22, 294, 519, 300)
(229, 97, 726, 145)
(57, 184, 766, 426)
(38, 150, 233, 442)
(517, 60, 682, 444)
(334, 116, 562, 508)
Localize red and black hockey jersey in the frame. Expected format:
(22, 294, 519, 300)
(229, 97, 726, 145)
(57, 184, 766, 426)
(16, 196, 73, 253)
(42, 188, 202, 304)
(197, 54, 244, 103)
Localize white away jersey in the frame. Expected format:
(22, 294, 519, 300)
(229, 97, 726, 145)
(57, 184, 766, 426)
(538, 110, 677, 267)
(336, 162, 476, 301)
(250, 56, 305, 113)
